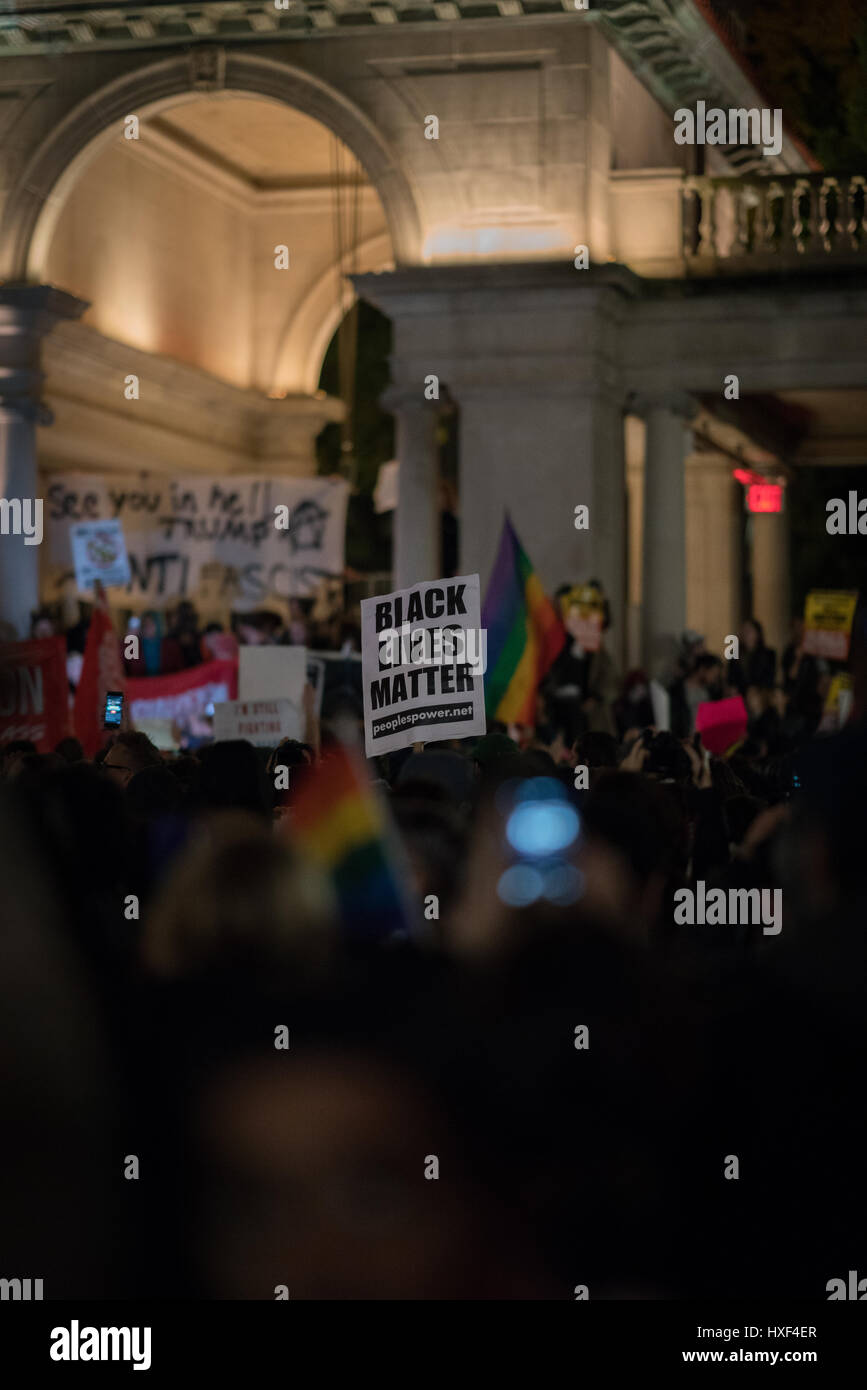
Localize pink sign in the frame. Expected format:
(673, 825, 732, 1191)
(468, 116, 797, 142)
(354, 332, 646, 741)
(695, 695, 748, 756)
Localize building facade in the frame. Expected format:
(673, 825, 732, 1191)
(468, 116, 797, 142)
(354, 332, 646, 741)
(1, 0, 865, 668)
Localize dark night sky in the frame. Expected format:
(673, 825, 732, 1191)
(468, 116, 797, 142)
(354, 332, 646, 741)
(706, 0, 867, 167)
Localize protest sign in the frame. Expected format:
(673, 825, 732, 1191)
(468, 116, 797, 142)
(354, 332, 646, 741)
(239, 645, 307, 705)
(44, 473, 349, 606)
(696, 695, 748, 756)
(819, 672, 854, 733)
(70, 519, 130, 590)
(126, 658, 237, 726)
(213, 699, 301, 746)
(0, 638, 71, 751)
(802, 590, 859, 660)
(360, 574, 486, 758)
(374, 459, 399, 514)
(649, 679, 670, 732)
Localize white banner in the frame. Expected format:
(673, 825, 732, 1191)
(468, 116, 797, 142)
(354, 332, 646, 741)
(45, 473, 349, 606)
(361, 574, 486, 758)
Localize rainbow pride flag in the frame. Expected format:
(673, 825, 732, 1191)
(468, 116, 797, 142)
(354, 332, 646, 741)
(286, 743, 412, 942)
(482, 515, 566, 725)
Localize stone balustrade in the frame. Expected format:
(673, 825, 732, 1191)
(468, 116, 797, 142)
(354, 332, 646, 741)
(682, 173, 867, 269)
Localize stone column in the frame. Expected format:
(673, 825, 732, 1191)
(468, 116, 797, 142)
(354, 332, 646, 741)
(633, 392, 697, 678)
(624, 413, 645, 671)
(457, 384, 627, 665)
(751, 503, 790, 661)
(583, 387, 627, 670)
(685, 449, 743, 653)
(355, 264, 635, 657)
(0, 285, 88, 637)
(381, 387, 440, 589)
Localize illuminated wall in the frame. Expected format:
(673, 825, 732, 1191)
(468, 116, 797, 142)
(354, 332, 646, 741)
(40, 102, 391, 396)
(43, 135, 254, 388)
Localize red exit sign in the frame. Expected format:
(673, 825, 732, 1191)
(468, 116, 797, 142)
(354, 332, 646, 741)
(747, 483, 783, 513)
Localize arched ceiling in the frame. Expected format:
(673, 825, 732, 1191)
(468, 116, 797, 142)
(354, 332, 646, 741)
(153, 97, 361, 189)
(39, 92, 391, 393)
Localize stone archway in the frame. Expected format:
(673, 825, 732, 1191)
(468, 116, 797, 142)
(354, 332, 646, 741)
(1, 48, 422, 280)
(270, 231, 394, 397)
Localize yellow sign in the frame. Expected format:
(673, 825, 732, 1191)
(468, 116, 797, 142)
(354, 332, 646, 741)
(803, 590, 858, 660)
(820, 672, 854, 732)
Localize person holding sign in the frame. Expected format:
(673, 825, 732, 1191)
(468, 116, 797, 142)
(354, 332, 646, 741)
(361, 576, 487, 759)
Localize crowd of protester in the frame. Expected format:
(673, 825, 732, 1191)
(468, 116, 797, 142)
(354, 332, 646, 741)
(29, 585, 839, 756)
(29, 595, 358, 659)
(1, 594, 864, 1301)
(544, 604, 838, 753)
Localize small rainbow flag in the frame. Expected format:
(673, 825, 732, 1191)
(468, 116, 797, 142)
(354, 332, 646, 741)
(482, 515, 566, 725)
(286, 743, 412, 942)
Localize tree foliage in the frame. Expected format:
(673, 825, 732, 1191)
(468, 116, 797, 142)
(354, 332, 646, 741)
(725, 0, 867, 167)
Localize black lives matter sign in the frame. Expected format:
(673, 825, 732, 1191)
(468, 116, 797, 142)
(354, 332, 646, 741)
(360, 575, 486, 758)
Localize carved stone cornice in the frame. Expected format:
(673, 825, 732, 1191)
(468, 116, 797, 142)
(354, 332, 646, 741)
(39, 319, 344, 475)
(0, 282, 87, 419)
(0, 1, 813, 175)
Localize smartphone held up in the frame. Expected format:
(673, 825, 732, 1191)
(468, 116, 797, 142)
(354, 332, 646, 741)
(103, 691, 124, 729)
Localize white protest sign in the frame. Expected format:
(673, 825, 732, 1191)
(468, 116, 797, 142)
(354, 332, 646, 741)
(374, 459, 399, 514)
(649, 679, 671, 732)
(213, 699, 301, 746)
(45, 473, 349, 605)
(70, 519, 131, 590)
(360, 573, 486, 758)
(239, 645, 307, 704)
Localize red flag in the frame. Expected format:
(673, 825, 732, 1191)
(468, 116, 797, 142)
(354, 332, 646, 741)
(0, 637, 71, 751)
(73, 585, 126, 756)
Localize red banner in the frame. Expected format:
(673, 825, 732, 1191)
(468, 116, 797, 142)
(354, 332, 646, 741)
(0, 637, 71, 752)
(73, 588, 126, 757)
(126, 659, 238, 725)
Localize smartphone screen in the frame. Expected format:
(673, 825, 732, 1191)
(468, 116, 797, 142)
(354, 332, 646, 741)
(103, 691, 124, 728)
